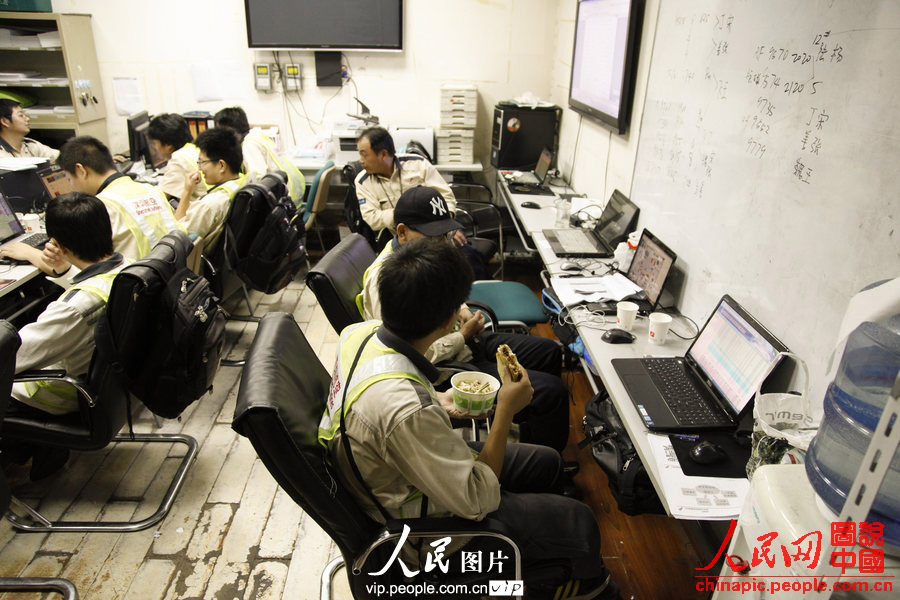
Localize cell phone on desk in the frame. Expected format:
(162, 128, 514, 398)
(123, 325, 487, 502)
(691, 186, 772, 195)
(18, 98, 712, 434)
(0, 278, 16, 290)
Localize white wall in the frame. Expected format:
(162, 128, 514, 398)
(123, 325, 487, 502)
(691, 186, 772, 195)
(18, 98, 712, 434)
(51, 0, 560, 165)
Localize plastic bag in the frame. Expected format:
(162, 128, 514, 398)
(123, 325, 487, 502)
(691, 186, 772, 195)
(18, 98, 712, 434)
(746, 352, 819, 478)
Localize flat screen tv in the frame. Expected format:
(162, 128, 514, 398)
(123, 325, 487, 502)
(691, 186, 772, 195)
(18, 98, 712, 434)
(568, 0, 643, 135)
(244, 0, 403, 51)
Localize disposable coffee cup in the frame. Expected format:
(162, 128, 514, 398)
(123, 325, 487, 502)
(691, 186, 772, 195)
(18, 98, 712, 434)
(616, 301, 639, 332)
(648, 312, 673, 344)
(22, 213, 40, 233)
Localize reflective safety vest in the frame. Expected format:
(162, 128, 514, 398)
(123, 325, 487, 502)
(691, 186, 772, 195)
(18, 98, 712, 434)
(318, 321, 435, 447)
(179, 142, 209, 190)
(99, 177, 186, 259)
(21, 271, 120, 413)
(355, 242, 394, 318)
(244, 130, 306, 204)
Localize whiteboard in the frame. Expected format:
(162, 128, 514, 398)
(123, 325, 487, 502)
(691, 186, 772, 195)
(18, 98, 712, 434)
(631, 0, 900, 398)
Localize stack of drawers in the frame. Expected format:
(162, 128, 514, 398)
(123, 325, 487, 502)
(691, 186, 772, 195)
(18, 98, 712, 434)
(437, 84, 477, 164)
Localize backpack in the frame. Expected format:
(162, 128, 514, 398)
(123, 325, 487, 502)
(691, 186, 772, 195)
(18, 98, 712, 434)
(342, 161, 380, 250)
(579, 389, 665, 516)
(97, 232, 227, 419)
(213, 172, 307, 295)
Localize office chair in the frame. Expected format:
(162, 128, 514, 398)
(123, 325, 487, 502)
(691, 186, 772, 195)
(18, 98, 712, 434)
(450, 182, 507, 279)
(232, 312, 537, 600)
(467, 280, 548, 335)
(0, 322, 79, 598)
(1, 242, 199, 533)
(203, 171, 306, 316)
(305, 232, 376, 335)
(303, 160, 336, 250)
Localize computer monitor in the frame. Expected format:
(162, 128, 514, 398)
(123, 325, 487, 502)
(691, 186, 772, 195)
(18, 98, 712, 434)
(127, 111, 165, 169)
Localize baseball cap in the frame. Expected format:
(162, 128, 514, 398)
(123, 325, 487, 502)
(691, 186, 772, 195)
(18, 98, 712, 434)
(393, 186, 462, 237)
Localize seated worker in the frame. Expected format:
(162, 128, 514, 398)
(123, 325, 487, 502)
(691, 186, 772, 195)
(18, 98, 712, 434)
(358, 186, 569, 452)
(0, 99, 59, 160)
(356, 126, 489, 276)
(148, 113, 208, 205)
(3, 193, 128, 480)
(52, 136, 183, 266)
(175, 127, 249, 250)
(320, 238, 619, 600)
(213, 106, 305, 205)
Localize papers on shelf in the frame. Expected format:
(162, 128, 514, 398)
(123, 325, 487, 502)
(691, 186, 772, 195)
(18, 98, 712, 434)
(646, 433, 749, 520)
(0, 71, 41, 81)
(550, 273, 642, 306)
(37, 31, 61, 48)
(0, 157, 46, 171)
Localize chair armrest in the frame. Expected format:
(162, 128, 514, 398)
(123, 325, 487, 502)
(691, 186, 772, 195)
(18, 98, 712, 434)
(13, 370, 94, 407)
(352, 516, 521, 576)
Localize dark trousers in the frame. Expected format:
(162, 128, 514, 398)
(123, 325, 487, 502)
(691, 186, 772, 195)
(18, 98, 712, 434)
(471, 332, 569, 452)
(467, 442, 606, 587)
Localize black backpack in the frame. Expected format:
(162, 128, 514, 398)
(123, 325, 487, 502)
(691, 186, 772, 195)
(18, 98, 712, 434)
(97, 232, 227, 419)
(579, 389, 665, 516)
(210, 172, 307, 295)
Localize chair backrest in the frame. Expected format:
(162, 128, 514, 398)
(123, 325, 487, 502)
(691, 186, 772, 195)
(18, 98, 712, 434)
(342, 161, 379, 249)
(232, 313, 380, 562)
(305, 233, 376, 335)
(0, 320, 21, 512)
(303, 161, 335, 228)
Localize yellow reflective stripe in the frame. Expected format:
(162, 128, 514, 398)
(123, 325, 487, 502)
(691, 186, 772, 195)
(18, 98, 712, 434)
(356, 243, 394, 317)
(247, 131, 305, 201)
(100, 180, 183, 258)
(60, 271, 117, 303)
(22, 380, 78, 410)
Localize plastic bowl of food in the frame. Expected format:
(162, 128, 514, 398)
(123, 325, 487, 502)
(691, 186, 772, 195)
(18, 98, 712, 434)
(450, 371, 500, 416)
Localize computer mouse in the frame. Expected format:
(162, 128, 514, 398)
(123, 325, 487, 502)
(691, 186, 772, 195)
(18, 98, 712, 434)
(520, 201, 541, 209)
(560, 261, 581, 272)
(689, 441, 728, 465)
(600, 328, 635, 344)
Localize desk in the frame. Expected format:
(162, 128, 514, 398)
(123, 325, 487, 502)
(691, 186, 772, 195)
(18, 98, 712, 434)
(0, 263, 57, 327)
(496, 175, 568, 253)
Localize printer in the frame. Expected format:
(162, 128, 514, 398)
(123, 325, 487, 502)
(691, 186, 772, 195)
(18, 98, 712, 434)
(389, 126, 435, 162)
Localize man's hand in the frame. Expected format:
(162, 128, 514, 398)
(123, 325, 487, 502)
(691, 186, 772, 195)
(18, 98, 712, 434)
(42, 239, 71, 275)
(0, 241, 37, 263)
(436, 388, 493, 420)
(458, 309, 485, 342)
(496, 364, 533, 417)
(451, 230, 467, 247)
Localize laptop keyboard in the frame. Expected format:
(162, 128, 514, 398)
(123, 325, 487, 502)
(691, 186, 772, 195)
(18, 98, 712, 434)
(642, 358, 731, 426)
(21, 233, 50, 249)
(554, 229, 598, 253)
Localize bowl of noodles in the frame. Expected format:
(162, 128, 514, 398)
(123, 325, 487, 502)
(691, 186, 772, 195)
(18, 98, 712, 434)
(450, 371, 500, 416)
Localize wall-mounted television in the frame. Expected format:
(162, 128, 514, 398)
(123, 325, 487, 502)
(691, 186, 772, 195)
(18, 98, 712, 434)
(244, 0, 403, 51)
(568, 0, 643, 135)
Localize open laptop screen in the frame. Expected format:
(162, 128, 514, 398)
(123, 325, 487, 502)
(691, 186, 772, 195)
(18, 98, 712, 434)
(534, 147, 552, 183)
(594, 190, 638, 246)
(0, 191, 25, 243)
(38, 164, 74, 199)
(625, 229, 675, 306)
(687, 296, 783, 416)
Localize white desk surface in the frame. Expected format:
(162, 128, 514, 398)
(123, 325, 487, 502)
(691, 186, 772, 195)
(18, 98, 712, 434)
(534, 198, 748, 518)
(496, 176, 566, 252)
(0, 263, 43, 299)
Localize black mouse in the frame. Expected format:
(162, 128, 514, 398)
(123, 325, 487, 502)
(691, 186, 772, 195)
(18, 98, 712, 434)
(689, 441, 728, 465)
(600, 328, 635, 344)
(520, 201, 541, 209)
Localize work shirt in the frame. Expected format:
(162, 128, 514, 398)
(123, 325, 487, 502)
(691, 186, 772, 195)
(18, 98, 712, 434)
(179, 173, 249, 250)
(157, 143, 208, 202)
(354, 154, 456, 233)
(97, 173, 185, 260)
(359, 240, 472, 366)
(242, 128, 306, 204)
(320, 321, 499, 523)
(13, 253, 128, 414)
(0, 135, 59, 161)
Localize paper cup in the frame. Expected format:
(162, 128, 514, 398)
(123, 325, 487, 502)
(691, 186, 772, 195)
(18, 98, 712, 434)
(616, 301, 639, 332)
(22, 213, 40, 233)
(648, 312, 673, 344)
(450, 371, 500, 416)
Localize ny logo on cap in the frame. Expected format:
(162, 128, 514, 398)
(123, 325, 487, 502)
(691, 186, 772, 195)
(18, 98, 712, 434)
(430, 197, 446, 216)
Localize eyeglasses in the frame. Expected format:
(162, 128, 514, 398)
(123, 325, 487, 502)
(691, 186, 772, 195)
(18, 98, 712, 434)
(197, 158, 214, 166)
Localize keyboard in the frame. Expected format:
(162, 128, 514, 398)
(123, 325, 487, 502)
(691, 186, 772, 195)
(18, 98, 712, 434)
(21, 232, 50, 249)
(642, 358, 731, 426)
(509, 183, 556, 196)
(554, 229, 598, 253)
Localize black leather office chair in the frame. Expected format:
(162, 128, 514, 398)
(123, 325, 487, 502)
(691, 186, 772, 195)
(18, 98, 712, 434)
(204, 171, 307, 316)
(1, 239, 199, 533)
(0, 320, 79, 598)
(305, 232, 376, 335)
(232, 313, 539, 600)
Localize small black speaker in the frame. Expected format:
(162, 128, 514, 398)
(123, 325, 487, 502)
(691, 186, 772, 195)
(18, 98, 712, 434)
(315, 52, 343, 87)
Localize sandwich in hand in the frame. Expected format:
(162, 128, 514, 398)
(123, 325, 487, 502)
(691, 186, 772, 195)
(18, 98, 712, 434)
(496, 344, 523, 382)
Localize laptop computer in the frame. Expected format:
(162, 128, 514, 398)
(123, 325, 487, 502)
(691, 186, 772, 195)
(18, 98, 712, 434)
(543, 189, 639, 258)
(0, 190, 50, 251)
(36, 163, 74, 207)
(508, 147, 556, 196)
(612, 295, 788, 432)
